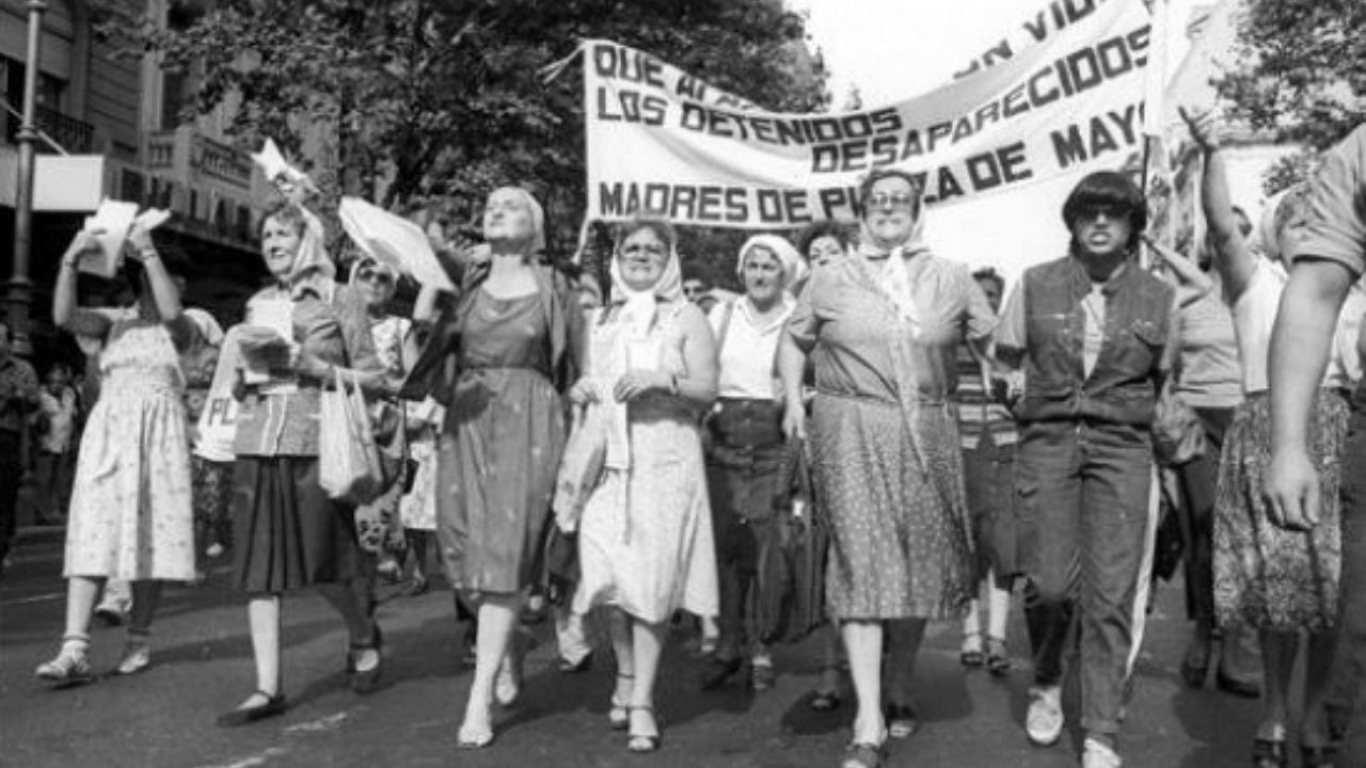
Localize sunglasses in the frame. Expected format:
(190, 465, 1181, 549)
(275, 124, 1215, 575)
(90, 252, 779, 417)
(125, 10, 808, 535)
(1076, 203, 1129, 222)
(357, 267, 394, 286)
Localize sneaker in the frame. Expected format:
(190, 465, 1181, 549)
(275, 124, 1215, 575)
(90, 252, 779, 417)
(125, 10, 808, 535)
(1082, 737, 1122, 768)
(1025, 685, 1064, 747)
(36, 649, 93, 685)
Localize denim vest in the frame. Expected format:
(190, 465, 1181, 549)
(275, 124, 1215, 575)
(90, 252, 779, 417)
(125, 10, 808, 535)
(1016, 255, 1173, 427)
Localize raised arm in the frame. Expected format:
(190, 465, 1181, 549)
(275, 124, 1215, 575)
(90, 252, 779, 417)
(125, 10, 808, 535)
(1181, 107, 1257, 302)
(125, 222, 196, 350)
(53, 231, 113, 340)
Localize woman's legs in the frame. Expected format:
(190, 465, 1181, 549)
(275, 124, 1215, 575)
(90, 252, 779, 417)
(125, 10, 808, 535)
(406, 530, 431, 587)
(317, 577, 379, 674)
(1301, 630, 1339, 749)
(1257, 629, 1298, 742)
(886, 618, 927, 705)
(64, 575, 102, 642)
(815, 621, 844, 696)
(221, 594, 282, 711)
(460, 593, 520, 738)
(627, 616, 667, 748)
(842, 620, 886, 746)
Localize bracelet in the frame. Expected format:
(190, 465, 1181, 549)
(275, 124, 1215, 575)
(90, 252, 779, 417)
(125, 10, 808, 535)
(140, 249, 160, 261)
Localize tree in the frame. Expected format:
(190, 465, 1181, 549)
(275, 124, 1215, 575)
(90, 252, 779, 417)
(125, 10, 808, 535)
(95, 0, 828, 267)
(1216, 0, 1366, 192)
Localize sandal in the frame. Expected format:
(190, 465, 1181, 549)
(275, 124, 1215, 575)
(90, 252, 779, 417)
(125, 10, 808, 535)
(609, 673, 634, 730)
(457, 721, 495, 749)
(626, 705, 662, 753)
(750, 661, 776, 692)
(115, 636, 152, 676)
(985, 636, 1010, 676)
(960, 631, 984, 667)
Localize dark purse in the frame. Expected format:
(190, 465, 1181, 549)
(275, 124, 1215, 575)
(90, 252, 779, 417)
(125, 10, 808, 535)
(1152, 383, 1206, 466)
(544, 527, 580, 606)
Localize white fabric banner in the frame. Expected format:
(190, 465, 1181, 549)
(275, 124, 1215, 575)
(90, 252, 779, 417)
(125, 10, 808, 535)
(584, 0, 1153, 233)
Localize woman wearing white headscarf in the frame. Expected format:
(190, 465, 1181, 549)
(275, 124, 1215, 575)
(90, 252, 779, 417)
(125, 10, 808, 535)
(402, 186, 584, 749)
(700, 234, 806, 693)
(570, 218, 719, 753)
(778, 169, 995, 768)
(215, 199, 386, 726)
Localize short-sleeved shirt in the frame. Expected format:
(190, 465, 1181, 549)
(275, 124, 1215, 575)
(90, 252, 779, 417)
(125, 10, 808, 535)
(1175, 282, 1243, 409)
(788, 249, 995, 405)
(997, 261, 1181, 378)
(1289, 124, 1366, 277)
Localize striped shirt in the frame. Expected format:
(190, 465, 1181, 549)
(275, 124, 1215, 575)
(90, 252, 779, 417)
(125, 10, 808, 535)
(954, 341, 1017, 449)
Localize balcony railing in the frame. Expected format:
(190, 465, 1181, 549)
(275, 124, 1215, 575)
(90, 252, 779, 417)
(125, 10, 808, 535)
(5, 104, 95, 154)
(192, 134, 252, 189)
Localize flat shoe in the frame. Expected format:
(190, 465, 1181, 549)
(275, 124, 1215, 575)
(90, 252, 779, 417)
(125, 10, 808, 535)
(216, 691, 287, 727)
(114, 643, 151, 676)
(885, 703, 918, 739)
(626, 706, 662, 753)
(985, 636, 1011, 676)
(35, 651, 92, 686)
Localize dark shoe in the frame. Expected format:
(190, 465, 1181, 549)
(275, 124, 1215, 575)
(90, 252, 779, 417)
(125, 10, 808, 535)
(809, 689, 842, 712)
(1216, 671, 1260, 699)
(404, 575, 429, 597)
(885, 703, 919, 739)
(558, 654, 593, 674)
(216, 691, 287, 727)
(1251, 738, 1288, 768)
(985, 636, 1011, 676)
(699, 655, 743, 691)
(349, 624, 384, 694)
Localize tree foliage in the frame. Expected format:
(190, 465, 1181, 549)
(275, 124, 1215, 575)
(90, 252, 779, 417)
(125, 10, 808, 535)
(1217, 0, 1366, 192)
(95, 0, 827, 286)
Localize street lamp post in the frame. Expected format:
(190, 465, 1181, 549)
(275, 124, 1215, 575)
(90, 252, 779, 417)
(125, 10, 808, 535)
(6, 0, 48, 356)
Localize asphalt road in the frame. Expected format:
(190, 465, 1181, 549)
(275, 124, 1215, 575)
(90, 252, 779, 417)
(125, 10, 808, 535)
(1, 527, 1268, 768)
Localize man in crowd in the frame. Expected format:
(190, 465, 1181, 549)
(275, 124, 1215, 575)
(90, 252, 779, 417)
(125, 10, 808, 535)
(1266, 123, 1366, 768)
(0, 321, 41, 574)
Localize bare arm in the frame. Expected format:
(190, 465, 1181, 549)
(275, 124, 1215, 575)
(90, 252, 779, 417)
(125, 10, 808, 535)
(1181, 107, 1257, 301)
(1265, 258, 1354, 530)
(125, 223, 195, 349)
(52, 232, 115, 341)
(778, 334, 809, 439)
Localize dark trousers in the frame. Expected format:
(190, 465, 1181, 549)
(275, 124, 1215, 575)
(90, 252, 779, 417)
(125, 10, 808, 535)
(1017, 420, 1153, 737)
(0, 431, 21, 562)
(1337, 406, 1366, 765)
(1175, 406, 1235, 622)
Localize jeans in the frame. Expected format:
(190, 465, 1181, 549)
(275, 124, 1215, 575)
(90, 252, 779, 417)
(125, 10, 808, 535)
(1016, 420, 1153, 738)
(1336, 405, 1366, 765)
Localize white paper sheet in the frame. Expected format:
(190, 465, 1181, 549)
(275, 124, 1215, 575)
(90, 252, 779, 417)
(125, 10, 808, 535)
(338, 197, 456, 292)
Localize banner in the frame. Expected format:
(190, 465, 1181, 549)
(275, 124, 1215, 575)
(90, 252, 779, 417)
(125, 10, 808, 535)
(585, 0, 1154, 229)
(195, 325, 246, 462)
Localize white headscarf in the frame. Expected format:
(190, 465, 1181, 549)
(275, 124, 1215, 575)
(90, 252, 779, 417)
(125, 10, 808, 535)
(736, 234, 808, 294)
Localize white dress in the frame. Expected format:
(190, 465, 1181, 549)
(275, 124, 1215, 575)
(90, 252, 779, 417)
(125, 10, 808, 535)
(573, 302, 719, 624)
(64, 319, 194, 581)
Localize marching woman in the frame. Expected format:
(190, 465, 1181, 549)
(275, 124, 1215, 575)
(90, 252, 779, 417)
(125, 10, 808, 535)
(572, 219, 720, 752)
(779, 169, 994, 768)
(701, 234, 805, 692)
(37, 222, 198, 682)
(218, 200, 385, 726)
(404, 186, 583, 748)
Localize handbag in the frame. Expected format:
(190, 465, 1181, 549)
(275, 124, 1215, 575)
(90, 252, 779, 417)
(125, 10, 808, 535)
(755, 439, 829, 645)
(1152, 382, 1206, 466)
(318, 369, 386, 505)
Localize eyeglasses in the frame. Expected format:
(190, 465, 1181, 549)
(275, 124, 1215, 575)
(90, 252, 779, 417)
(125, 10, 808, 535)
(357, 267, 394, 286)
(867, 192, 916, 211)
(1076, 203, 1129, 222)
